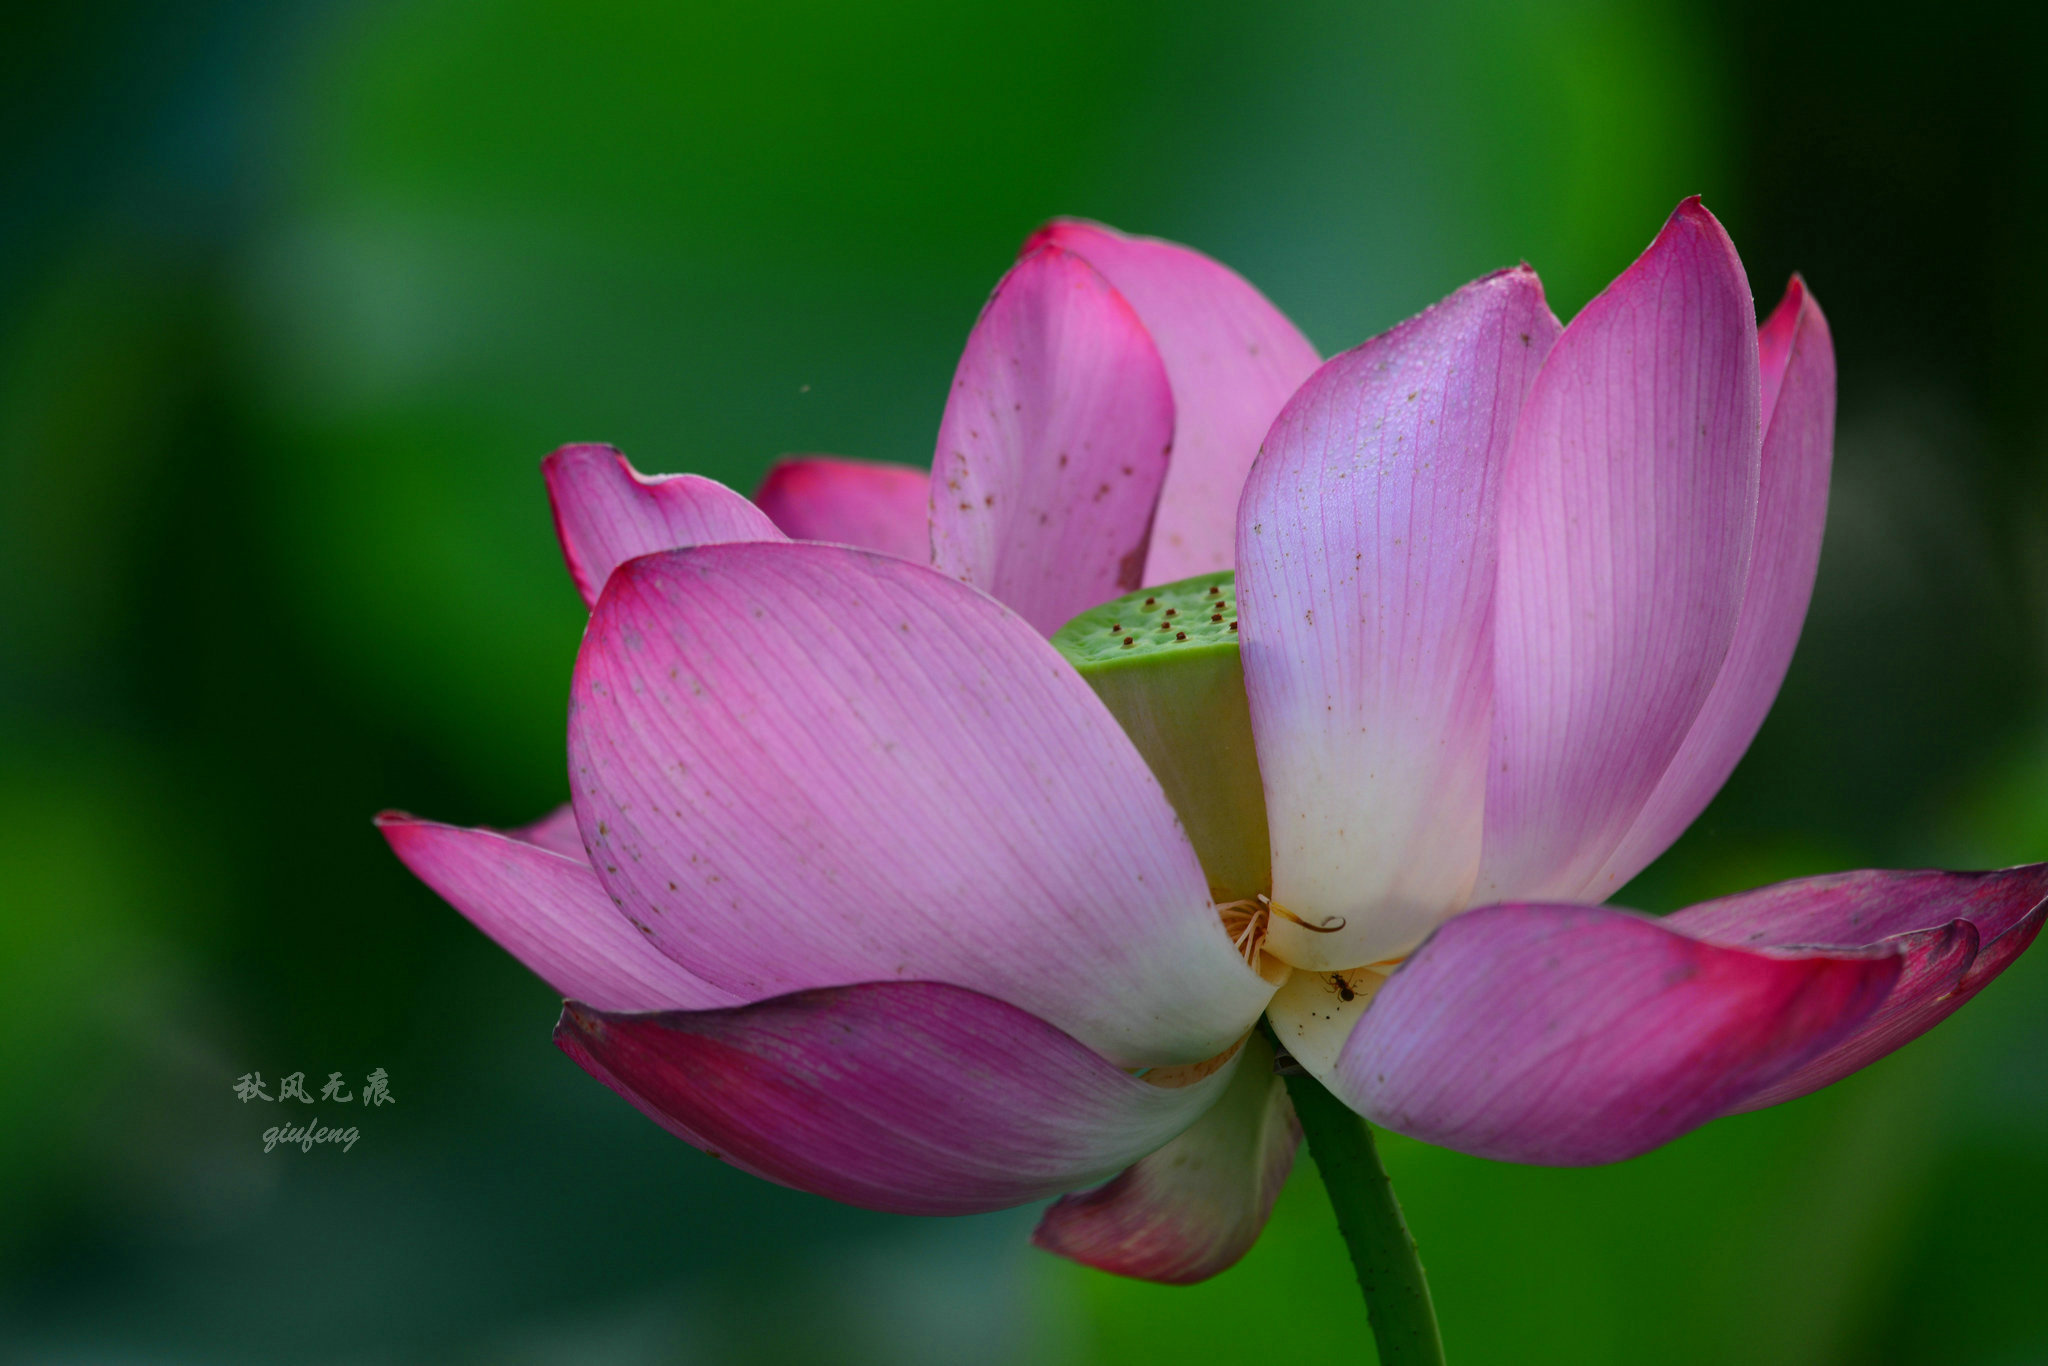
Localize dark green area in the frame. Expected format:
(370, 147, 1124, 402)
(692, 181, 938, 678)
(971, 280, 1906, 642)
(3, 1, 2046, 1362)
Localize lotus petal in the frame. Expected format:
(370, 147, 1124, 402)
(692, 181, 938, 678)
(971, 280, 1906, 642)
(1031, 220, 1320, 582)
(754, 456, 930, 561)
(929, 245, 1174, 636)
(1239, 267, 1560, 968)
(545, 443, 784, 608)
(1667, 864, 2048, 1109)
(502, 803, 585, 860)
(1331, 901, 1898, 1164)
(567, 542, 1274, 1068)
(1480, 199, 1763, 903)
(1591, 278, 1837, 894)
(1032, 1026, 1298, 1283)
(378, 813, 738, 1012)
(556, 980, 1237, 1216)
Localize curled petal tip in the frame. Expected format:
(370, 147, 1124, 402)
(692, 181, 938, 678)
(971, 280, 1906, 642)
(1020, 216, 1113, 259)
(1673, 864, 2048, 1111)
(544, 445, 783, 607)
(1016, 220, 1070, 258)
(556, 1000, 618, 1045)
(1011, 238, 1059, 269)
(540, 440, 620, 472)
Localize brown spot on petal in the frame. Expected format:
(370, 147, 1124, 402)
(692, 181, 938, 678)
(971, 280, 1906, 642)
(1143, 1036, 1245, 1089)
(1116, 546, 1145, 592)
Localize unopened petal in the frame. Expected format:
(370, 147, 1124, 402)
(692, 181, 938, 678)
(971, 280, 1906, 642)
(555, 981, 1236, 1216)
(1032, 220, 1321, 583)
(568, 542, 1274, 1068)
(1033, 1027, 1298, 1284)
(1480, 198, 1763, 903)
(1757, 274, 1804, 427)
(1668, 864, 2048, 1110)
(1589, 279, 1836, 895)
(378, 813, 738, 1012)
(544, 443, 784, 608)
(1238, 268, 1560, 968)
(1333, 902, 1897, 1165)
(753, 456, 930, 561)
(928, 245, 1173, 636)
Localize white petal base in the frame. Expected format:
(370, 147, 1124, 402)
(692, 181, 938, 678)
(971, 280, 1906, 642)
(1262, 965, 1387, 1080)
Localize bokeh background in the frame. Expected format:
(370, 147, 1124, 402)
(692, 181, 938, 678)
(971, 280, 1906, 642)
(4, 0, 2045, 1361)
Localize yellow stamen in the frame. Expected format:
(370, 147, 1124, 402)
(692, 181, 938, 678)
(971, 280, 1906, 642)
(1215, 897, 1270, 966)
(1215, 893, 1345, 970)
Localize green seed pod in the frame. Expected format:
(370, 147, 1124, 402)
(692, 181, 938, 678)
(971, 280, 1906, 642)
(1051, 571, 1271, 902)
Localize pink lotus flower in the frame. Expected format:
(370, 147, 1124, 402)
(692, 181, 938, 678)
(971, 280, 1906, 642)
(380, 199, 2045, 1287)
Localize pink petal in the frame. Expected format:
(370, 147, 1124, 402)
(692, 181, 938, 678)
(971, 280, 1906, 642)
(1589, 278, 1837, 895)
(554, 980, 1238, 1216)
(543, 443, 785, 608)
(1031, 220, 1322, 583)
(567, 542, 1274, 1068)
(1667, 864, 2048, 1110)
(502, 802, 586, 860)
(1332, 902, 1899, 1165)
(927, 245, 1174, 637)
(753, 456, 931, 561)
(1032, 1024, 1298, 1283)
(1479, 199, 1763, 903)
(1237, 268, 1561, 969)
(377, 813, 739, 1012)
(1757, 274, 1803, 427)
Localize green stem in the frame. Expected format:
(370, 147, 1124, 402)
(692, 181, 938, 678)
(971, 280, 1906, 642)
(1283, 1066, 1446, 1365)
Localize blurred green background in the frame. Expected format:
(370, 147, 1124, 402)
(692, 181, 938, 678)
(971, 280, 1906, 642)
(4, 0, 2045, 1361)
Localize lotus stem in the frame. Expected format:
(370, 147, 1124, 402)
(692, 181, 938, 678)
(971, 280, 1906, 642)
(1283, 1066, 1446, 1365)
